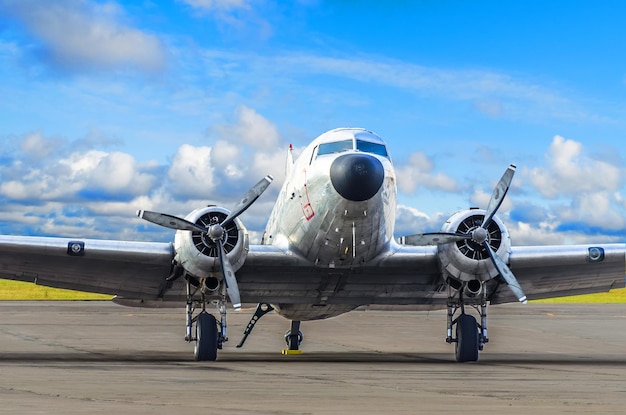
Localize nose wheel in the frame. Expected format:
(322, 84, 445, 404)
(282, 320, 303, 355)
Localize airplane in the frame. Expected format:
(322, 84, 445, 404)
(0, 127, 624, 362)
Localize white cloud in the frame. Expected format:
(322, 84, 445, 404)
(252, 146, 288, 183)
(0, 140, 158, 203)
(507, 221, 594, 246)
(2, 0, 165, 72)
(526, 135, 622, 198)
(469, 187, 513, 213)
(395, 152, 459, 194)
(216, 105, 280, 148)
(393, 204, 448, 237)
(559, 192, 626, 231)
(20, 132, 60, 160)
(210, 105, 287, 188)
(508, 135, 626, 242)
(167, 144, 215, 198)
(212, 140, 245, 179)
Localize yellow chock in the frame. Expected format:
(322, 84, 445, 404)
(281, 349, 303, 355)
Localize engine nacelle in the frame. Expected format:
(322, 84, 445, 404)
(174, 206, 249, 280)
(437, 208, 511, 283)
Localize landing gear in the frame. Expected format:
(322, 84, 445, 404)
(446, 281, 488, 362)
(282, 320, 303, 354)
(184, 277, 228, 361)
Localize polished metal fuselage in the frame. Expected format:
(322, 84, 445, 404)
(264, 129, 396, 268)
(261, 129, 397, 319)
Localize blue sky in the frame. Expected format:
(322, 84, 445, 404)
(0, 0, 625, 245)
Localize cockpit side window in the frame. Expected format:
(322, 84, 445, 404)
(316, 139, 354, 156)
(356, 140, 388, 158)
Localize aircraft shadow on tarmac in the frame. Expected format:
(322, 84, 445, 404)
(1, 350, 626, 366)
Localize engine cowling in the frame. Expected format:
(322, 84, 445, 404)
(436, 208, 511, 282)
(174, 206, 249, 280)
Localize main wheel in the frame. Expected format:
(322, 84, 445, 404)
(195, 312, 218, 361)
(455, 314, 479, 362)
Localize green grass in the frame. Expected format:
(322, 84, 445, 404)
(0, 278, 625, 303)
(532, 287, 626, 303)
(0, 279, 111, 300)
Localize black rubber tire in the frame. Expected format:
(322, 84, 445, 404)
(194, 312, 218, 361)
(455, 314, 479, 362)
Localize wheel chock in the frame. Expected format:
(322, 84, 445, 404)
(281, 349, 303, 355)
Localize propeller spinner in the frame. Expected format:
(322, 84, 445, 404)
(137, 175, 274, 310)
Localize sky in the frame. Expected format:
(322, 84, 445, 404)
(0, 0, 625, 246)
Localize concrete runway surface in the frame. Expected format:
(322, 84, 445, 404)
(1, 301, 626, 414)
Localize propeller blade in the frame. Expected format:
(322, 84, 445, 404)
(216, 239, 241, 310)
(222, 175, 274, 228)
(483, 242, 527, 304)
(482, 164, 516, 229)
(400, 232, 470, 246)
(137, 210, 207, 233)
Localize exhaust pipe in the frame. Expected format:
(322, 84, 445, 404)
(464, 280, 483, 297)
(201, 277, 220, 293)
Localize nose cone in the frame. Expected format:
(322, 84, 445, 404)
(330, 153, 384, 201)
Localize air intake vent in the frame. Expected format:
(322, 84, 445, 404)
(455, 214, 502, 260)
(191, 211, 239, 257)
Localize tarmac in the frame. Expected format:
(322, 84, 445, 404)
(1, 301, 626, 414)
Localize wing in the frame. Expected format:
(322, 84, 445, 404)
(1, 234, 623, 307)
(0, 235, 174, 298)
(237, 244, 443, 306)
(236, 243, 625, 307)
(127, 244, 443, 307)
(489, 243, 626, 304)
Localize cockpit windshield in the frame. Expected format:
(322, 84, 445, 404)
(356, 140, 388, 158)
(314, 137, 389, 161)
(317, 139, 353, 156)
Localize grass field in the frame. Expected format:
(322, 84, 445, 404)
(0, 279, 625, 303)
(0, 279, 111, 300)
(532, 287, 626, 303)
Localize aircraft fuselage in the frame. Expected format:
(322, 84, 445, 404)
(263, 128, 397, 268)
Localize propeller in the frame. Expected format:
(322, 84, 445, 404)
(137, 174, 274, 310)
(400, 164, 527, 303)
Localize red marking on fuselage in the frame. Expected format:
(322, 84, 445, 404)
(301, 170, 315, 221)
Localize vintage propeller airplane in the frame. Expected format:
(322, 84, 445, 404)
(0, 128, 624, 362)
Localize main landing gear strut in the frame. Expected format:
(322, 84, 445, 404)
(446, 281, 488, 362)
(184, 277, 228, 361)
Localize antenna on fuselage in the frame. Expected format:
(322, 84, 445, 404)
(286, 144, 294, 176)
